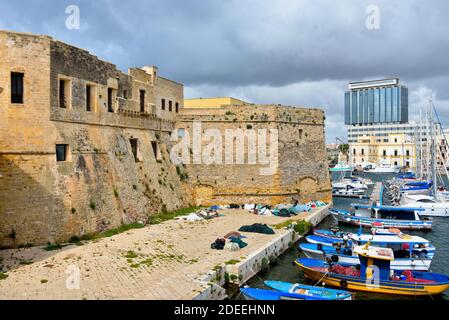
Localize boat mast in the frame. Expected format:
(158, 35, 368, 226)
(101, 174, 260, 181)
(430, 99, 437, 196)
(417, 110, 423, 180)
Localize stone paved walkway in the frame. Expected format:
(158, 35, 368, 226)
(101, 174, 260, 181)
(0, 208, 326, 300)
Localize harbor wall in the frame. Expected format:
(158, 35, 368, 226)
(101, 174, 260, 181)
(192, 206, 330, 300)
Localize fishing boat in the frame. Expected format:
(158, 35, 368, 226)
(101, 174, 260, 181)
(264, 281, 352, 300)
(399, 194, 449, 217)
(300, 233, 435, 271)
(240, 282, 352, 300)
(313, 227, 350, 239)
(330, 205, 432, 231)
(397, 172, 417, 180)
(313, 227, 400, 240)
(295, 244, 449, 296)
(330, 163, 353, 172)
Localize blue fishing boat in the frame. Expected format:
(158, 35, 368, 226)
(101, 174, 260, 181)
(330, 205, 432, 231)
(240, 282, 352, 300)
(397, 172, 416, 180)
(295, 244, 449, 296)
(300, 233, 435, 271)
(313, 227, 400, 240)
(264, 281, 352, 300)
(306, 234, 350, 245)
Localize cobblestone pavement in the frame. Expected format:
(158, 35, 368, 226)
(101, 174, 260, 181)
(0, 208, 322, 300)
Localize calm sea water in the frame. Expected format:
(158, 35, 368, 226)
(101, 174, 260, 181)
(238, 172, 449, 300)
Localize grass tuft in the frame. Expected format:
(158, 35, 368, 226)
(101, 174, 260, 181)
(148, 207, 201, 225)
(44, 243, 66, 251)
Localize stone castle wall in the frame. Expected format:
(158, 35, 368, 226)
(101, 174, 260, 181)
(0, 31, 191, 247)
(1, 31, 331, 247)
(176, 105, 332, 206)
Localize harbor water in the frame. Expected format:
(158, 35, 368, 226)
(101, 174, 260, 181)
(237, 172, 449, 300)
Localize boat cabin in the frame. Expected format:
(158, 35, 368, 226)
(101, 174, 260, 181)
(353, 245, 394, 281)
(351, 204, 424, 221)
(349, 234, 433, 260)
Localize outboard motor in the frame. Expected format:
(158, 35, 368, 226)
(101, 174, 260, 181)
(330, 226, 340, 234)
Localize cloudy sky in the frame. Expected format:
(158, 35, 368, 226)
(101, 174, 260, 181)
(1, 0, 448, 142)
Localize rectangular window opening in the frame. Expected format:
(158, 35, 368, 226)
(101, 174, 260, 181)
(140, 90, 146, 113)
(175, 102, 179, 113)
(107, 88, 114, 112)
(59, 79, 70, 108)
(11, 72, 24, 104)
(169, 100, 173, 112)
(56, 144, 69, 162)
(86, 85, 91, 111)
(161, 99, 166, 110)
(151, 141, 161, 161)
(130, 139, 139, 162)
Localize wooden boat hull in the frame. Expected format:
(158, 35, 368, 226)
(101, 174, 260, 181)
(295, 260, 449, 296)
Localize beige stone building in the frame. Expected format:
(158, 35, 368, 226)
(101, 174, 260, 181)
(177, 101, 332, 205)
(184, 97, 249, 109)
(0, 31, 331, 247)
(350, 133, 416, 168)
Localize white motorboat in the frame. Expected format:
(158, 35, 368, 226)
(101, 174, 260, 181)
(366, 163, 400, 174)
(400, 194, 449, 217)
(332, 185, 366, 198)
(332, 177, 369, 190)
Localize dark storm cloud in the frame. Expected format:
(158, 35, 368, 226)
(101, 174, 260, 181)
(1, 0, 449, 141)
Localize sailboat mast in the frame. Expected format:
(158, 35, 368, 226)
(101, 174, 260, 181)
(430, 100, 438, 196)
(415, 109, 423, 180)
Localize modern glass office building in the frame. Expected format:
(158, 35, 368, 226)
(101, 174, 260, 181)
(344, 78, 408, 125)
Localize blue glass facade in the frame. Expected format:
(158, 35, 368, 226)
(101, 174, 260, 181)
(345, 83, 408, 125)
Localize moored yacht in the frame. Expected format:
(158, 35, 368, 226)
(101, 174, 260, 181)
(400, 194, 449, 217)
(366, 163, 400, 174)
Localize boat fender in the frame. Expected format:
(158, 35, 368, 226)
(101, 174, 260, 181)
(340, 280, 348, 288)
(331, 255, 339, 263)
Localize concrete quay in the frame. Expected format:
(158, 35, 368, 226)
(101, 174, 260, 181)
(0, 206, 330, 300)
